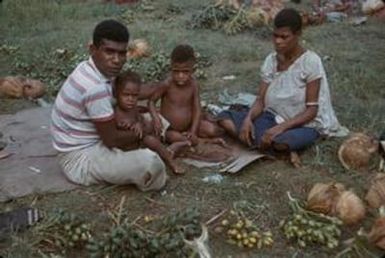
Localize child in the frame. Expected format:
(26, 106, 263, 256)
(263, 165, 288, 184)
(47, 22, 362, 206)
(148, 44, 224, 148)
(114, 70, 184, 174)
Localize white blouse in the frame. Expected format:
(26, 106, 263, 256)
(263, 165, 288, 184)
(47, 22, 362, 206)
(261, 50, 345, 136)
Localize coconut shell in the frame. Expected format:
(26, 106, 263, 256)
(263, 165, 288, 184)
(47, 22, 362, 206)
(368, 216, 385, 250)
(365, 173, 385, 209)
(127, 39, 151, 59)
(338, 133, 379, 170)
(307, 182, 345, 214)
(335, 191, 366, 225)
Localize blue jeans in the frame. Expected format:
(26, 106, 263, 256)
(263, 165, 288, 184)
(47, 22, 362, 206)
(253, 111, 319, 151)
(218, 110, 320, 152)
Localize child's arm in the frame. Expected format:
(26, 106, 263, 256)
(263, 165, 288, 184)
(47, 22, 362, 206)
(148, 79, 169, 135)
(188, 80, 202, 137)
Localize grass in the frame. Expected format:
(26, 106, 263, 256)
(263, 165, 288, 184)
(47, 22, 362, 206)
(1, 0, 385, 257)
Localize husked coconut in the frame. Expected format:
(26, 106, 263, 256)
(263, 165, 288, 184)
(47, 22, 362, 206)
(368, 208, 385, 251)
(365, 173, 385, 209)
(307, 182, 345, 214)
(0, 76, 24, 98)
(0, 76, 45, 99)
(338, 133, 379, 170)
(23, 79, 46, 99)
(335, 191, 366, 225)
(127, 39, 151, 59)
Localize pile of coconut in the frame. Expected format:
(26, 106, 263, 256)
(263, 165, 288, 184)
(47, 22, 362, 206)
(0, 76, 45, 99)
(306, 178, 385, 250)
(307, 182, 366, 225)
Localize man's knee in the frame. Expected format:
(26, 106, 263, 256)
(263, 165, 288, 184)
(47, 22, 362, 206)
(142, 149, 167, 191)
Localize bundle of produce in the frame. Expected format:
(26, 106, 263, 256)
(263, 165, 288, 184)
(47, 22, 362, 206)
(213, 210, 273, 249)
(281, 192, 343, 249)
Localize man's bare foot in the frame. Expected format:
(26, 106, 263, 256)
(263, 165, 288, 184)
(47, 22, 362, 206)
(167, 141, 191, 158)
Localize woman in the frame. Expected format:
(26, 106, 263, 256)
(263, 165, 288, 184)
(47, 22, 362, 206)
(218, 8, 343, 154)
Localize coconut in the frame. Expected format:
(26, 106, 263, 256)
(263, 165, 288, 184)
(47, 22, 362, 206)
(335, 191, 366, 225)
(0, 76, 24, 98)
(306, 182, 345, 214)
(127, 39, 151, 59)
(23, 79, 45, 99)
(365, 173, 385, 209)
(338, 133, 379, 171)
(368, 211, 385, 250)
(0, 76, 45, 99)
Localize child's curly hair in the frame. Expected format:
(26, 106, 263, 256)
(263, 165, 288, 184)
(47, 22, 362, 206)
(115, 69, 141, 93)
(171, 44, 196, 64)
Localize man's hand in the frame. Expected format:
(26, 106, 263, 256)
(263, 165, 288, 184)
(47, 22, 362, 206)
(130, 122, 143, 139)
(260, 124, 287, 150)
(117, 120, 133, 130)
(239, 117, 255, 146)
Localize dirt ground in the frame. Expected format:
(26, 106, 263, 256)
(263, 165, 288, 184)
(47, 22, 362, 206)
(1, 0, 385, 257)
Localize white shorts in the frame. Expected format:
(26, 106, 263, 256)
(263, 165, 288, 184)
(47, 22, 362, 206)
(58, 142, 167, 191)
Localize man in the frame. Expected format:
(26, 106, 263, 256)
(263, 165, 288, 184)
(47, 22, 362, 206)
(51, 20, 167, 191)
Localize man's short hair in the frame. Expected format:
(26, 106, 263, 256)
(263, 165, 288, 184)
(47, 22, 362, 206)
(171, 44, 196, 64)
(115, 70, 141, 93)
(274, 8, 302, 33)
(93, 19, 129, 47)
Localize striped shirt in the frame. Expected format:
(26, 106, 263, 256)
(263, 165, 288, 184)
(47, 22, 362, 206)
(51, 57, 114, 152)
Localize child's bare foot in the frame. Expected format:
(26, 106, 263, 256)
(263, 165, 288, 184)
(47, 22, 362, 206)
(202, 137, 229, 148)
(167, 141, 191, 157)
(169, 160, 185, 175)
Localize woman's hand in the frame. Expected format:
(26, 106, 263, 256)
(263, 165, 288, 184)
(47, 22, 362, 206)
(260, 124, 287, 150)
(239, 116, 255, 146)
(117, 120, 133, 130)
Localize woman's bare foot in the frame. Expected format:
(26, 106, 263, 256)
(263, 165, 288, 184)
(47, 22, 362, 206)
(290, 152, 302, 168)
